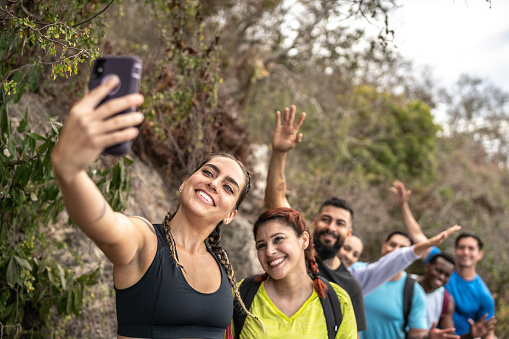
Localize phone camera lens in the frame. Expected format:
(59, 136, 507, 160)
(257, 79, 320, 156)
(92, 59, 105, 79)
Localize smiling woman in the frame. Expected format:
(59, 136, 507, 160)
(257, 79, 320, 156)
(231, 207, 357, 339)
(51, 77, 256, 339)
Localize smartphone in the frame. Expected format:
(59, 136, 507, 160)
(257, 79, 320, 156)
(88, 56, 143, 156)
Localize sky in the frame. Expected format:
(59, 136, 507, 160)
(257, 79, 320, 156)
(390, 0, 509, 95)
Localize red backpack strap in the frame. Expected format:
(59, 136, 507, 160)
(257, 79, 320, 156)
(440, 289, 452, 319)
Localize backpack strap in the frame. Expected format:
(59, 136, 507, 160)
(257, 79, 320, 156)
(319, 277, 343, 339)
(233, 275, 261, 339)
(440, 289, 451, 320)
(403, 275, 416, 339)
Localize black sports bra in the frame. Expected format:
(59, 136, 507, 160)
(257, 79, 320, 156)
(115, 223, 233, 338)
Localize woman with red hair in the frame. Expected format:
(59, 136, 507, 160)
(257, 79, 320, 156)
(232, 207, 357, 338)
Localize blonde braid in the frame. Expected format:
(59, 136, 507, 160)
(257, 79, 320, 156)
(163, 210, 185, 270)
(208, 225, 265, 332)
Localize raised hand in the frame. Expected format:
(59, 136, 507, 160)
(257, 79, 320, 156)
(468, 314, 496, 338)
(428, 225, 462, 247)
(272, 105, 306, 153)
(390, 180, 412, 206)
(52, 75, 144, 182)
(414, 225, 462, 258)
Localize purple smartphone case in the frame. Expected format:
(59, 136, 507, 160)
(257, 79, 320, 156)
(88, 56, 142, 156)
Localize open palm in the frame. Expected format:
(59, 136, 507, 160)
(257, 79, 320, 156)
(272, 105, 306, 153)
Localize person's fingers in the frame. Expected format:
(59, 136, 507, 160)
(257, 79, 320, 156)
(296, 133, 303, 143)
(288, 105, 296, 124)
(94, 111, 144, 135)
(93, 125, 140, 149)
(486, 316, 497, 327)
(444, 225, 462, 237)
(275, 110, 281, 128)
(294, 112, 306, 131)
(94, 94, 144, 121)
(429, 321, 438, 332)
(283, 107, 289, 123)
(468, 318, 475, 326)
(432, 225, 460, 244)
(80, 75, 120, 109)
(428, 225, 457, 246)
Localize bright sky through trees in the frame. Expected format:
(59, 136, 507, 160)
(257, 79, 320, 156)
(391, 0, 509, 94)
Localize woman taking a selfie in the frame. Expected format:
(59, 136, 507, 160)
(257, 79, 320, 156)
(231, 207, 357, 339)
(51, 75, 255, 338)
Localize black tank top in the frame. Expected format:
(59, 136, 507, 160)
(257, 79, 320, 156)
(115, 223, 233, 338)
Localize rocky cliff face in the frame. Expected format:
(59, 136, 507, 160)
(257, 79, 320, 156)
(9, 93, 265, 337)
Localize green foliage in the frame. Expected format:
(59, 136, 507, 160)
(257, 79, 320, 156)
(123, 0, 251, 180)
(0, 1, 131, 337)
(0, 110, 101, 337)
(148, 1, 220, 134)
(347, 86, 440, 183)
(0, 1, 104, 89)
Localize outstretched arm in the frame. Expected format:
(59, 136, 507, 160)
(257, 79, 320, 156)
(264, 105, 306, 210)
(412, 225, 461, 258)
(351, 225, 461, 295)
(51, 76, 151, 266)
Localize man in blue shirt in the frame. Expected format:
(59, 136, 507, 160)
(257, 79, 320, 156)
(443, 233, 495, 337)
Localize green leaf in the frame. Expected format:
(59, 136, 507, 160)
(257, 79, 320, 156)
(14, 255, 32, 271)
(0, 104, 9, 136)
(73, 285, 82, 316)
(65, 271, 75, 291)
(11, 70, 25, 87)
(14, 79, 26, 104)
(66, 289, 73, 315)
(122, 156, 134, 165)
(1, 301, 15, 319)
(37, 257, 50, 275)
(35, 285, 48, 303)
(57, 295, 66, 315)
(0, 226, 6, 246)
(11, 166, 27, 188)
(4, 30, 19, 53)
(56, 263, 66, 288)
(27, 132, 47, 141)
(8, 135, 15, 156)
(17, 110, 28, 133)
(6, 256, 20, 287)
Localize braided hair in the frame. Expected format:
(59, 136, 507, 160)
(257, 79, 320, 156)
(163, 153, 261, 325)
(252, 207, 328, 299)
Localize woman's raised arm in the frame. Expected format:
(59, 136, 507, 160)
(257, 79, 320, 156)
(51, 75, 148, 265)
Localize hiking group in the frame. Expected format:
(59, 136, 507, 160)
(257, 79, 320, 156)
(51, 76, 497, 339)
